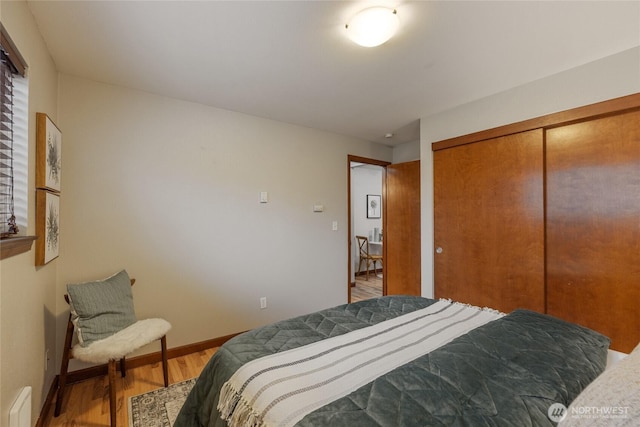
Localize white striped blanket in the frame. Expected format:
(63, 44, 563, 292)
(218, 299, 504, 427)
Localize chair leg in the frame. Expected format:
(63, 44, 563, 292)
(55, 314, 75, 417)
(108, 360, 117, 427)
(161, 335, 169, 387)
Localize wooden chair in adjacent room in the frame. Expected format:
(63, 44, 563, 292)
(355, 235, 383, 281)
(54, 270, 171, 427)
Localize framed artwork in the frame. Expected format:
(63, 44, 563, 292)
(35, 189, 60, 265)
(36, 112, 62, 193)
(367, 194, 381, 219)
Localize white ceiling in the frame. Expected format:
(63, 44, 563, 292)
(26, 1, 640, 146)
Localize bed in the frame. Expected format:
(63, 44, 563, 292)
(174, 296, 611, 427)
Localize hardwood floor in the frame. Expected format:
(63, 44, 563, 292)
(351, 273, 383, 302)
(42, 347, 217, 426)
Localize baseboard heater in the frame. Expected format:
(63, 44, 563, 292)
(9, 386, 31, 427)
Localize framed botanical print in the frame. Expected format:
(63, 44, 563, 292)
(35, 189, 60, 265)
(367, 194, 381, 219)
(36, 112, 62, 193)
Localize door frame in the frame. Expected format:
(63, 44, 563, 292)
(347, 155, 391, 302)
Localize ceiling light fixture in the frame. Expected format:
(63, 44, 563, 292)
(345, 7, 399, 47)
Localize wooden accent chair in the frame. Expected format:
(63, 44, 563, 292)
(55, 273, 171, 427)
(355, 235, 383, 280)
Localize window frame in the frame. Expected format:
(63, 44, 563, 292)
(0, 24, 35, 260)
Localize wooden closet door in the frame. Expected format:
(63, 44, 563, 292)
(546, 110, 640, 353)
(434, 129, 545, 313)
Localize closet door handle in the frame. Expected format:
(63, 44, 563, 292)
(436, 247, 443, 254)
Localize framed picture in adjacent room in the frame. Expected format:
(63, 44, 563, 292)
(36, 112, 62, 193)
(35, 189, 60, 265)
(367, 194, 381, 218)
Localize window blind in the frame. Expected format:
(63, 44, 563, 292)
(0, 27, 27, 238)
(0, 49, 17, 236)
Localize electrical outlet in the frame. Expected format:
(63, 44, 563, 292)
(260, 297, 267, 309)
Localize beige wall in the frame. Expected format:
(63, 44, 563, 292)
(392, 140, 420, 164)
(0, 0, 60, 425)
(56, 74, 392, 371)
(420, 46, 640, 298)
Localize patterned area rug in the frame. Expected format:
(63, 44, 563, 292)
(128, 378, 196, 427)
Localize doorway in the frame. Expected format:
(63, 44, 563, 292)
(348, 156, 390, 302)
(347, 156, 422, 302)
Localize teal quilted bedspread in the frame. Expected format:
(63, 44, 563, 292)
(174, 296, 609, 427)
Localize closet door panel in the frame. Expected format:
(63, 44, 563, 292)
(546, 110, 640, 353)
(434, 129, 545, 313)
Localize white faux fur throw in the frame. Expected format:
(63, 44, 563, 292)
(72, 318, 171, 364)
